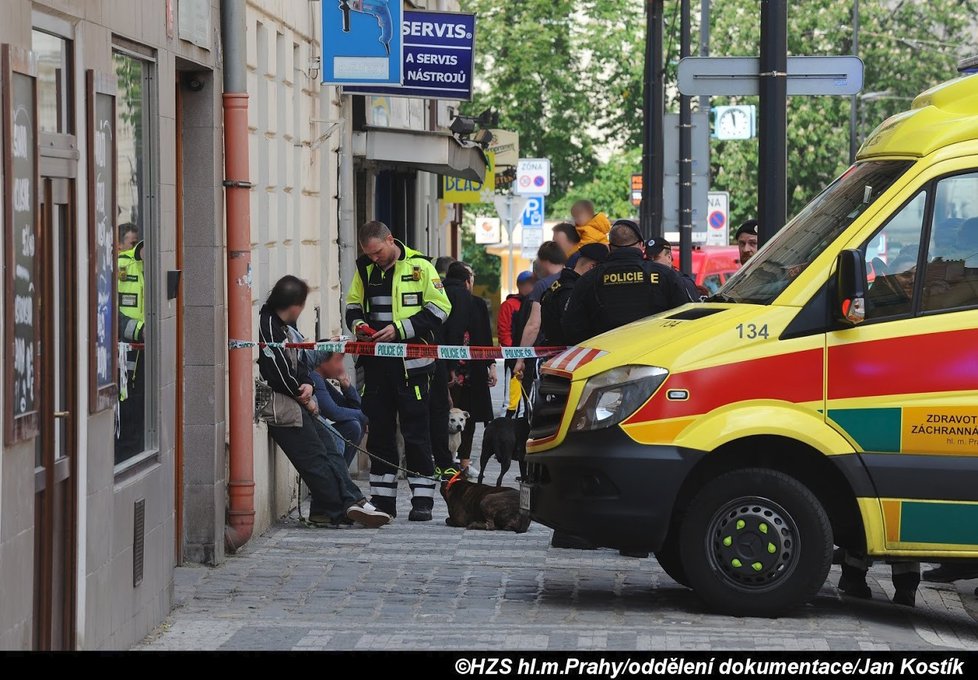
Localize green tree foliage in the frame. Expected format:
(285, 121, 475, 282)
(463, 0, 976, 232)
(709, 0, 976, 229)
(461, 0, 599, 202)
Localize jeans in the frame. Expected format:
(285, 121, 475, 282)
(269, 410, 360, 520)
(312, 416, 365, 506)
(327, 418, 365, 467)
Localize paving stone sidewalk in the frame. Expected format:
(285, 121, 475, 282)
(138, 372, 978, 651)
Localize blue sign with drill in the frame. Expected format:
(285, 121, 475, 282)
(345, 10, 476, 100)
(322, 0, 403, 85)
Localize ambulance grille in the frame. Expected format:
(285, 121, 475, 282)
(530, 375, 571, 440)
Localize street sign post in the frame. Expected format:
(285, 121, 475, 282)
(706, 191, 729, 246)
(494, 193, 530, 291)
(520, 196, 545, 260)
(515, 158, 551, 196)
(521, 196, 545, 229)
(344, 10, 475, 99)
(677, 56, 864, 96)
(322, 0, 403, 85)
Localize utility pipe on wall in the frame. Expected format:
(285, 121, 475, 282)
(220, 0, 255, 552)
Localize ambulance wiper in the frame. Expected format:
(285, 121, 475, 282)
(706, 292, 737, 303)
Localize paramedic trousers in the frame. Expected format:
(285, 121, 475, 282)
(361, 362, 436, 515)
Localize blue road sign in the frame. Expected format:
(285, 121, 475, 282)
(323, 0, 403, 85)
(346, 11, 476, 100)
(521, 196, 545, 228)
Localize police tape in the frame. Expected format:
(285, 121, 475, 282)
(226, 339, 567, 361)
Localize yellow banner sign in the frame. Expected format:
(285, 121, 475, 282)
(443, 151, 495, 204)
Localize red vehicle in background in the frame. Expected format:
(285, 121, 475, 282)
(674, 245, 741, 294)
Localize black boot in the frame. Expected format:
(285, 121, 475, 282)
(408, 498, 433, 522)
(550, 530, 596, 550)
(371, 496, 397, 519)
(838, 564, 872, 599)
(892, 570, 920, 607)
(922, 562, 978, 583)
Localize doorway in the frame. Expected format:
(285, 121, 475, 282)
(33, 174, 77, 650)
(31, 23, 79, 651)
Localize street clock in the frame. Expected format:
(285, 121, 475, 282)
(714, 105, 755, 140)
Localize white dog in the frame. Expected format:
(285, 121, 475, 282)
(448, 408, 470, 459)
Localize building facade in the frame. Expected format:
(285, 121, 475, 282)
(0, 0, 481, 651)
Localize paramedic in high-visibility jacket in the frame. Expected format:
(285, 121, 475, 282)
(345, 221, 452, 521)
(117, 238, 145, 462)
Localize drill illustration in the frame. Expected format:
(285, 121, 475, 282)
(339, 0, 394, 56)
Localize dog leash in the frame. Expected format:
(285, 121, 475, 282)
(332, 429, 446, 483)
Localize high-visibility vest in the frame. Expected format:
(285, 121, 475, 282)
(118, 242, 145, 398)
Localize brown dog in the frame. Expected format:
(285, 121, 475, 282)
(441, 477, 531, 533)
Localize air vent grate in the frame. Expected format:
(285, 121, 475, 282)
(133, 498, 145, 587)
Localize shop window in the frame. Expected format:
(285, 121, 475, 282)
(33, 29, 72, 134)
(113, 49, 157, 466)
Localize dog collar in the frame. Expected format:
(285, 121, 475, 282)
(445, 468, 464, 490)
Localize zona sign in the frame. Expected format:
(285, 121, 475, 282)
(515, 158, 550, 196)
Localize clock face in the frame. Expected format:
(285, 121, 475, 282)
(715, 106, 753, 140)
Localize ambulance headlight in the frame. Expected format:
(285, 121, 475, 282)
(571, 366, 668, 432)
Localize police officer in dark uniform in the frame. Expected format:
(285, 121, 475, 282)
(540, 243, 608, 346)
(646, 236, 700, 301)
(563, 220, 692, 345)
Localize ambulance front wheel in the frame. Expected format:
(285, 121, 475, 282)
(678, 468, 833, 618)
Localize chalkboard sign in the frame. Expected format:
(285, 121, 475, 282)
(87, 70, 118, 413)
(3, 45, 39, 445)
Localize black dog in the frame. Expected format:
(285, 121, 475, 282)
(478, 416, 531, 487)
(441, 477, 530, 533)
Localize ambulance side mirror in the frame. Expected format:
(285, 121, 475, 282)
(834, 249, 868, 326)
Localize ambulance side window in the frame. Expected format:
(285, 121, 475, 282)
(921, 172, 978, 313)
(861, 191, 927, 321)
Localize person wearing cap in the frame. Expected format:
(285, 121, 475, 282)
(736, 219, 759, 265)
(647, 236, 700, 301)
(563, 220, 691, 345)
(540, 243, 608, 346)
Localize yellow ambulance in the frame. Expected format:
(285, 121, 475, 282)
(521, 73, 978, 617)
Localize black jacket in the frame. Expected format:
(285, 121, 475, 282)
(540, 267, 580, 346)
(257, 304, 311, 397)
(562, 248, 691, 345)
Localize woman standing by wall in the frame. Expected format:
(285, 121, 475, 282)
(442, 262, 497, 474)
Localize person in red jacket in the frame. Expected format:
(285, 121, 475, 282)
(498, 270, 535, 416)
(498, 270, 534, 347)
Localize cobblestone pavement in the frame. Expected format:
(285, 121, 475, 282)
(138, 479, 978, 651)
(138, 373, 978, 651)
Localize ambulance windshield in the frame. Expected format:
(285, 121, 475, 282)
(719, 160, 913, 304)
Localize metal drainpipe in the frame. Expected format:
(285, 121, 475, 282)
(338, 94, 356, 301)
(220, 0, 255, 552)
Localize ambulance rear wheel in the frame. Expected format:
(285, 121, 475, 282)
(679, 468, 833, 617)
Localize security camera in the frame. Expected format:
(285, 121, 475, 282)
(185, 75, 206, 92)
